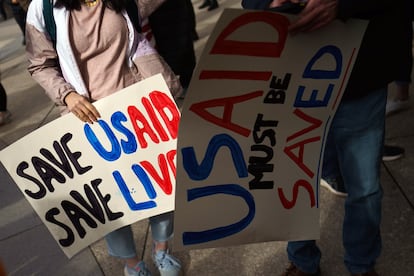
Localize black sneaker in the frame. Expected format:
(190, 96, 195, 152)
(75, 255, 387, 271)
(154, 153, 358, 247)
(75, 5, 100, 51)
(382, 145, 404, 161)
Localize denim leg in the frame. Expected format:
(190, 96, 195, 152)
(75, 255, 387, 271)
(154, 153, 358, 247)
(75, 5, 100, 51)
(330, 88, 386, 273)
(149, 211, 174, 242)
(287, 240, 321, 273)
(105, 225, 137, 259)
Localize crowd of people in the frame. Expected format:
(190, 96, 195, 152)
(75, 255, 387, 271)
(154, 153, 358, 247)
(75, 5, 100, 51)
(0, 0, 412, 275)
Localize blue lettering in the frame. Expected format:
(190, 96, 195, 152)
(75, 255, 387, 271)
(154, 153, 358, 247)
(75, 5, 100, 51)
(112, 165, 156, 211)
(84, 120, 121, 161)
(111, 111, 138, 154)
(294, 45, 342, 108)
(182, 134, 248, 181)
(294, 84, 334, 107)
(303, 45, 342, 79)
(182, 184, 255, 245)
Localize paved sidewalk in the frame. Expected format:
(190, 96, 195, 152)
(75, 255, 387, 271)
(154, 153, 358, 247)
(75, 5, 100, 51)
(1, 1, 414, 275)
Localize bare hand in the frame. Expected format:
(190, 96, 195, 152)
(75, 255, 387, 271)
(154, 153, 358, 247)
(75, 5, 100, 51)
(269, 0, 302, 8)
(288, 0, 338, 34)
(64, 92, 101, 124)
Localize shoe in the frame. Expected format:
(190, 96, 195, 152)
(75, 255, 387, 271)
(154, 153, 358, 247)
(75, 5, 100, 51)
(0, 110, 12, 126)
(124, 261, 151, 276)
(198, 0, 210, 9)
(152, 250, 181, 276)
(207, 0, 218, 11)
(281, 262, 321, 276)
(382, 145, 404, 161)
(386, 99, 409, 116)
(320, 178, 347, 197)
(351, 269, 379, 276)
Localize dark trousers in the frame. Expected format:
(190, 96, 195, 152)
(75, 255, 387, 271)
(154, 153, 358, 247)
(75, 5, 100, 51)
(0, 82, 7, 111)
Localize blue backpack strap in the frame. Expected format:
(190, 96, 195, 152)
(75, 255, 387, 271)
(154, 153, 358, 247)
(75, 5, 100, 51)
(126, 0, 142, 33)
(43, 0, 57, 48)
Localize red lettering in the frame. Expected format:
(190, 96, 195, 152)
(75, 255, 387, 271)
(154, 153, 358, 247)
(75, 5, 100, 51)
(149, 91, 181, 139)
(140, 153, 174, 195)
(142, 97, 169, 142)
(128, 106, 159, 149)
(278, 179, 316, 209)
(210, 12, 289, 58)
(286, 109, 322, 142)
(166, 149, 177, 177)
(283, 137, 320, 178)
(190, 91, 263, 137)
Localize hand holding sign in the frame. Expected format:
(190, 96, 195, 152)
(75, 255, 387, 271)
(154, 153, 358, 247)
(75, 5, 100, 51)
(0, 75, 179, 258)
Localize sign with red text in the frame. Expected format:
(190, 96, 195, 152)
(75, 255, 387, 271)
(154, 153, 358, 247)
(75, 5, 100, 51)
(0, 75, 179, 258)
(174, 9, 367, 250)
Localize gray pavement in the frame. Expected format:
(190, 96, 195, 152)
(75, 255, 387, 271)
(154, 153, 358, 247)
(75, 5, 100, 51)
(1, 1, 414, 275)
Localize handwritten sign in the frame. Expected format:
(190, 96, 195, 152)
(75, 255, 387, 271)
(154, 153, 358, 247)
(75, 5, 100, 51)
(173, 9, 367, 250)
(0, 75, 179, 258)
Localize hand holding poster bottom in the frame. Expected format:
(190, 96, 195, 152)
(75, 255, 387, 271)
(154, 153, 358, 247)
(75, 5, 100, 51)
(174, 9, 367, 250)
(0, 75, 180, 258)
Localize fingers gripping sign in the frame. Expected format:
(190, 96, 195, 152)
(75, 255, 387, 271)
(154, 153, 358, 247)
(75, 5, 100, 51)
(289, 0, 339, 34)
(64, 92, 101, 124)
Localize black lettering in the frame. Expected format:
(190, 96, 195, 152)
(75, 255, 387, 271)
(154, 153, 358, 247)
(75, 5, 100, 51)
(91, 178, 124, 221)
(69, 185, 106, 224)
(45, 207, 75, 247)
(61, 133, 92, 175)
(40, 141, 74, 178)
(32, 156, 66, 193)
(264, 73, 291, 104)
(253, 114, 277, 146)
(17, 161, 46, 199)
(62, 200, 98, 239)
(248, 163, 274, 189)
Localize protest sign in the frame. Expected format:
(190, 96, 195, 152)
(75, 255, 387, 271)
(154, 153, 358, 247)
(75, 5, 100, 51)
(0, 74, 179, 258)
(173, 9, 367, 250)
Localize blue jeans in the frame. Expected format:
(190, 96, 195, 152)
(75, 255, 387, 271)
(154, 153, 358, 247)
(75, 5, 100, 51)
(105, 212, 174, 258)
(287, 88, 386, 274)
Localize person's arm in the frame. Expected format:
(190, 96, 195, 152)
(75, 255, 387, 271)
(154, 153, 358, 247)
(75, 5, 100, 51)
(26, 22, 100, 123)
(242, 0, 394, 33)
(137, 0, 166, 19)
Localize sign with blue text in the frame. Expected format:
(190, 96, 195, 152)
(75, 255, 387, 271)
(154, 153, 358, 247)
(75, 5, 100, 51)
(0, 74, 179, 258)
(173, 9, 367, 250)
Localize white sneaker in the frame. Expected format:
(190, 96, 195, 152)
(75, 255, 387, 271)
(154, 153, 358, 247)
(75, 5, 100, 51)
(152, 250, 181, 276)
(386, 99, 409, 116)
(124, 261, 152, 276)
(320, 179, 347, 198)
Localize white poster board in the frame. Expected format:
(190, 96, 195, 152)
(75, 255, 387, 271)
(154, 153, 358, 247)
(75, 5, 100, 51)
(0, 74, 179, 258)
(173, 9, 367, 250)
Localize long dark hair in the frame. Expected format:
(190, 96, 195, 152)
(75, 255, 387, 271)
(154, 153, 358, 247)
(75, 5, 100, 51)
(55, 0, 129, 12)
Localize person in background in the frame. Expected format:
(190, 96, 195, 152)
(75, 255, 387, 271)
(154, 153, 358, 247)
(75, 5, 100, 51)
(147, 0, 197, 97)
(241, 0, 411, 276)
(0, 72, 11, 126)
(0, 0, 7, 20)
(386, 20, 412, 116)
(8, 0, 28, 44)
(25, 0, 182, 275)
(198, 0, 218, 11)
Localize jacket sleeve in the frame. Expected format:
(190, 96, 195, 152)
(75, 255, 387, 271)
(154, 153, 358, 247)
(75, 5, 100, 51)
(132, 33, 183, 100)
(337, 0, 394, 20)
(25, 1, 75, 107)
